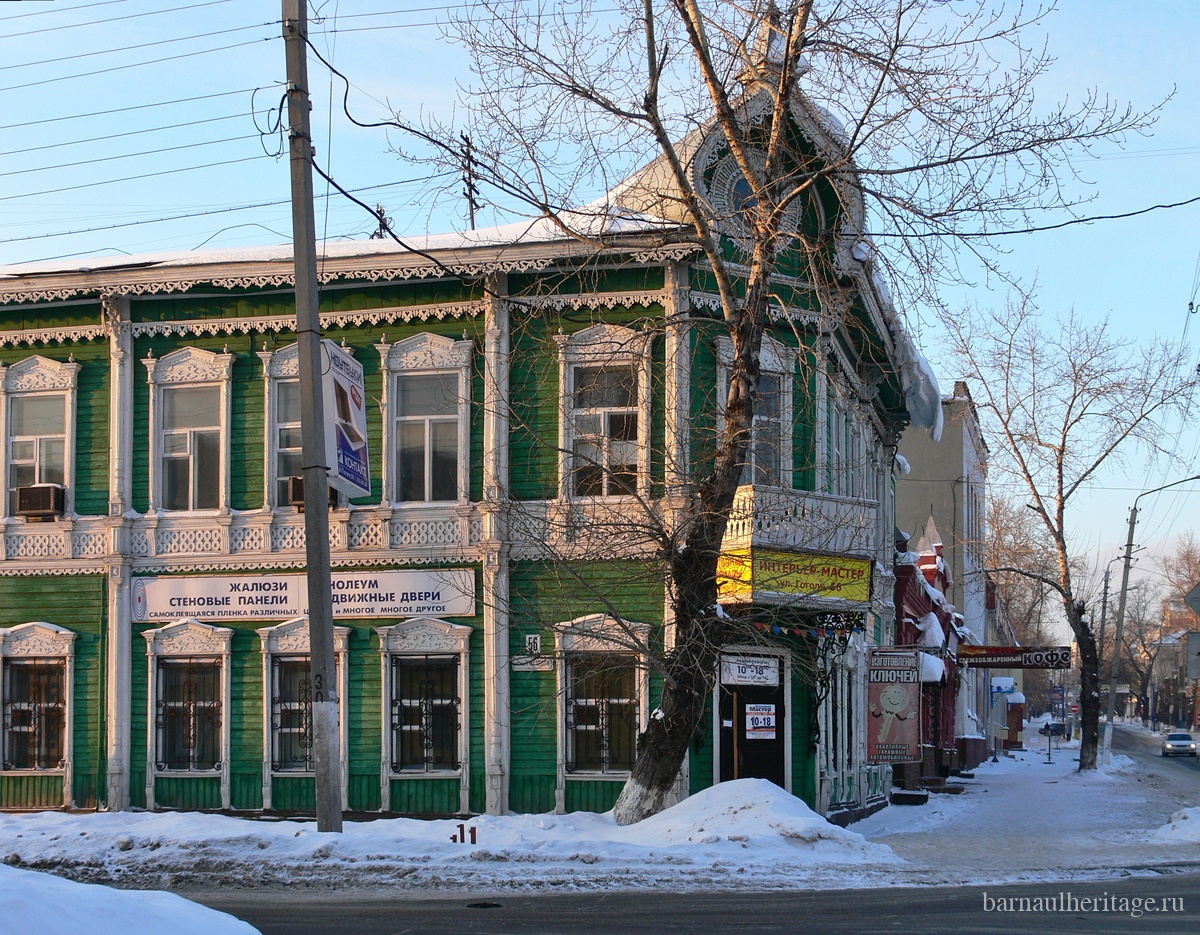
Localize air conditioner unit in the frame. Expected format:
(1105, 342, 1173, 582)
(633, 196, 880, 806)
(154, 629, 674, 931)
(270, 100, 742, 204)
(15, 484, 65, 521)
(284, 476, 338, 511)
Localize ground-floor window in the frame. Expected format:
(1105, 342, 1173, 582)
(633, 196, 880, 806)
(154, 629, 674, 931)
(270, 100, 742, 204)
(390, 654, 461, 772)
(155, 658, 222, 772)
(565, 653, 637, 773)
(2, 658, 66, 770)
(270, 656, 314, 772)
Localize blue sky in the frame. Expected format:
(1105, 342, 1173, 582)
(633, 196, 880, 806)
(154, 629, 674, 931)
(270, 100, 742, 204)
(1, 0, 1198, 604)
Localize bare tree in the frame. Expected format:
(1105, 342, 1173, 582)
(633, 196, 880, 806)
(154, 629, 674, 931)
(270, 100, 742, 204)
(369, 0, 1163, 820)
(947, 296, 1195, 769)
(1119, 584, 1164, 724)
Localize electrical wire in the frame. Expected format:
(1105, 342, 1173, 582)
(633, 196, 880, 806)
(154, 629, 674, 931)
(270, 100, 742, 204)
(0, 133, 259, 179)
(0, 0, 240, 41)
(0, 87, 261, 132)
(0, 37, 274, 95)
(0, 154, 270, 204)
(0, 20, 276, 74)
(0, 112, 247, 158)
(0, 172, 453, 247)
(0, 0, 130, 22)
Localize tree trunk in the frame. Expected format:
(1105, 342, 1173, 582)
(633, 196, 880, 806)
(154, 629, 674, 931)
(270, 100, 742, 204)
(1070, 604, 1100, 770)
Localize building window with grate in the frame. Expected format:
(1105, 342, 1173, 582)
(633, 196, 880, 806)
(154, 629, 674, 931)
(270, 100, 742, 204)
(1, 659, 66, 771)
(155, 658, 222, 772)
(270, 656, 314, 772)
(389, 655, 461, 772)
(565, 654, 638, 774)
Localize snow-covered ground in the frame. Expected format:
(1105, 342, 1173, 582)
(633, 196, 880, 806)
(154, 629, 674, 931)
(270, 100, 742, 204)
(3, 728, 1200, 907)
(0, 863, 257, 935)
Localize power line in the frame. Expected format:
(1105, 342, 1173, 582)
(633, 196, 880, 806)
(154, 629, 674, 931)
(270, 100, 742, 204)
(0, 37, 274, 95)
(0, 87, 261, 132)
(0, 20, 276, 74)
(0, 172, 453, 247)
(0, 154, 270, 204)
(0, 132, 261, 180)
(0, 0, 239, 41)
(0, 0, 130, 23)
(0, 112, 247, 158)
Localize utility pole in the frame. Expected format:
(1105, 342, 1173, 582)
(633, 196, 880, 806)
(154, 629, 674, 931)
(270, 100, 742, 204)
(283, 0, 343, 832)
(461, 132, 479, 230)
(1097, 568, 1110, 674)
(1103, 473, 1200, 764)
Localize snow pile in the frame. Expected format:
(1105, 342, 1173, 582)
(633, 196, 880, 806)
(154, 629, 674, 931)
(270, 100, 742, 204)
(1153, 808, 1200, 843)
(0, 779, 895, 892)
(0, 863, 256, 935)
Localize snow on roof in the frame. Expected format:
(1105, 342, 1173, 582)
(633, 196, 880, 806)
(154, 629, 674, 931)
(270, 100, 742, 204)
(919, 651, 946, 682)
(991, 676, 1016, 692)
(915, 611, 946, 648)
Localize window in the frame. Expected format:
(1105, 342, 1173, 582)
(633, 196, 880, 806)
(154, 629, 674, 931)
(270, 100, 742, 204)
(376, 618, 472, 812)
(0, 623, 76, 808)
(2, 659, 66, 770)
(389, 655, 461, 772)
(142, 619, 232, 809)
(1, 356, 79, 518)
(377, 333, 473, 505)
(565, 654, 636, 773)
(554, 614, 648, 800)
(716, 335, 795, 488)
(155, 657, 221, 772)
(570, 365, 639, 496)
(270, 656, 313, 772)
(274, 380, 303, 505)
(556, 324, 651, 499)
(161, 386, 221, 510)
(396, 373, 459, 502)
(144, 347, 232, 513)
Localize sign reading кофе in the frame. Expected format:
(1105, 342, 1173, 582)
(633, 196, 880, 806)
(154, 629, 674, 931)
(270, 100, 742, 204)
(131, 569, 475, 621)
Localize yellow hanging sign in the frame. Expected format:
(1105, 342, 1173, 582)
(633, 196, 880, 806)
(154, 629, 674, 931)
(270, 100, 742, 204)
(717, 548, 872, 603)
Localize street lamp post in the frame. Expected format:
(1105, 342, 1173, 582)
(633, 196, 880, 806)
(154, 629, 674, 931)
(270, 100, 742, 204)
(1102, 474, 1200, 764)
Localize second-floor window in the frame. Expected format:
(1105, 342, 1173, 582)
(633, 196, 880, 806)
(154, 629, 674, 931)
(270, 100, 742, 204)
(395, 373, 459, 502)
(716, 335, 795, 489)
(569, 364, 639, 497)
(161, 386, 221, 511)
(8, 395, 66, 513)
(274, 379, 303, 505)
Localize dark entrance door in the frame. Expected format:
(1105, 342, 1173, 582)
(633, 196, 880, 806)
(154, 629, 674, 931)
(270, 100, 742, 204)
(719, 664, 786, 788)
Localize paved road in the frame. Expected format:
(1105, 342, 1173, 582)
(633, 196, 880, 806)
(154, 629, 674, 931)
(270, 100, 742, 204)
(189, 876, 1200, 934)
(1111, 723, 1200, 808)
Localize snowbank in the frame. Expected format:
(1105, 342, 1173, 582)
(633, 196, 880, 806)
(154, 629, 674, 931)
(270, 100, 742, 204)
(1152, 807, 1200, 843)
(0, 779, 895, 892)
(0, 863, 257, 935)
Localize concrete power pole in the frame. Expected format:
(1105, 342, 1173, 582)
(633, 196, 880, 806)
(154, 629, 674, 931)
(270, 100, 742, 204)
(282, 0, 343, 833)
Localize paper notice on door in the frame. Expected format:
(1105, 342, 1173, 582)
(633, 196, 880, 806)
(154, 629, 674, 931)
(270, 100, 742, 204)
(745, 703, 776, 739)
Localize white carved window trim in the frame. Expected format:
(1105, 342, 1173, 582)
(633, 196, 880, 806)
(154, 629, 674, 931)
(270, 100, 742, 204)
(256, 617, 350, 808)
(143, 346, 233, 514)
(375, 617, 472, 813)
(555, 324, 653, 500)
(553, 614, 649, 811)
(715, 334, 796, 489)
(141, 617, 233, 809)
(0, 622, 76, 806)
(0, 355, 81, 520)
(375, 333, 473, 506)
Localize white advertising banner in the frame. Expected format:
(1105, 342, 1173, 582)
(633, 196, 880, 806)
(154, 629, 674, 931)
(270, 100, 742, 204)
(323, 339, 371, 498)
(131, 569, 475, 622)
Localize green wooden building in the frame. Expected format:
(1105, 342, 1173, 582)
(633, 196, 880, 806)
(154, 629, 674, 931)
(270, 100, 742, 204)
(0, 94, 938, 822)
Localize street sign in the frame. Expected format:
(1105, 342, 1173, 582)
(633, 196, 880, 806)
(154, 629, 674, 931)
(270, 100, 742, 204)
(323, 339, 371, 498)
(1069, 703, 1079, 713)
(1185, 582, 1200, 617)
(1187, 631, 1200, 681)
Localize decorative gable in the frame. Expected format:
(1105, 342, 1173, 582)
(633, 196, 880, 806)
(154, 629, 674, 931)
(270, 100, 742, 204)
(376, 617, 473, 654)
(0, 621, 76, 657)
(377, 332, 472, 372)
(142, 617, 233, 655)
(143, 346, 233, 385)
(0, 355, 81, 393)
(257, 617, 351, 654)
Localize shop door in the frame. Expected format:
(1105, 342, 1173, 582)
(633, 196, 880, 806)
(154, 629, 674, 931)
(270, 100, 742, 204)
(719, 660, 786, 788)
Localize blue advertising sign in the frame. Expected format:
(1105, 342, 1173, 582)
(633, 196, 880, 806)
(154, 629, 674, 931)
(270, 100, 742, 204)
(322, 340, 371, 498)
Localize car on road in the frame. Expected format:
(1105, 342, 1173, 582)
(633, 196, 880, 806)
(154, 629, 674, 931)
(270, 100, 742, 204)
(1161, 732, 1197, 757)
(1038, 720, 1067, 737)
